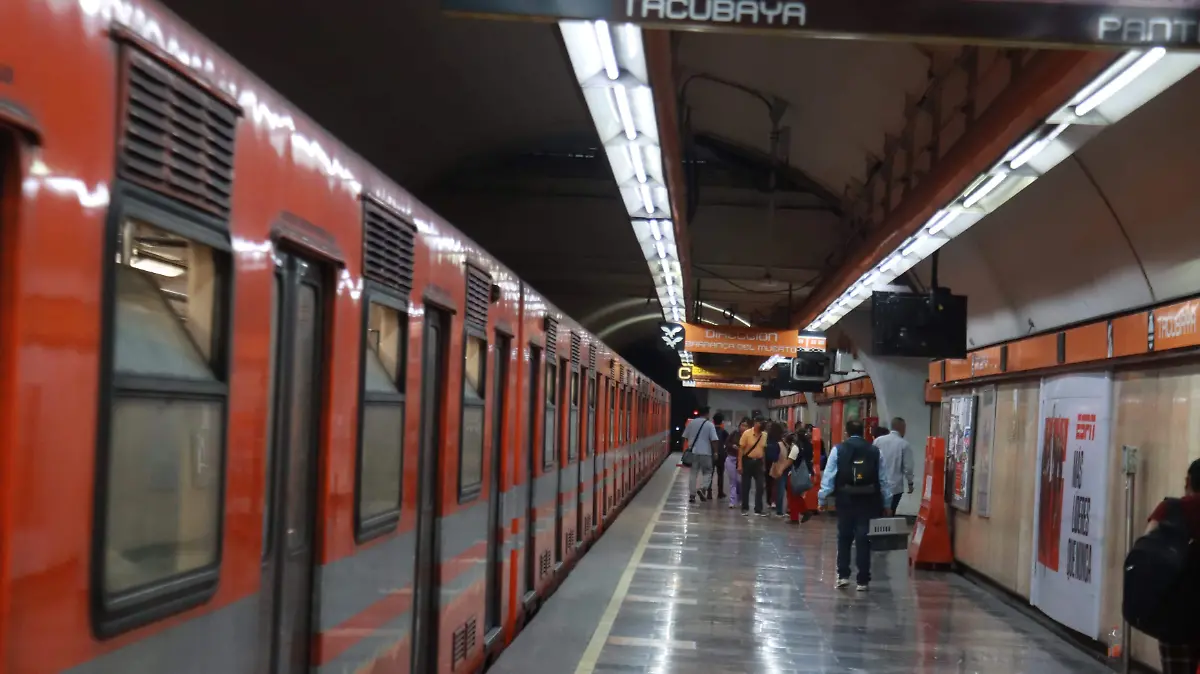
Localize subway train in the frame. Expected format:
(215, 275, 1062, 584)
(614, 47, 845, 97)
(0, 2, 671, 672)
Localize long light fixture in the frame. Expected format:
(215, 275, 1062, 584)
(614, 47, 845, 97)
(805, 47, 1200, 333)
(560, 20, 686, 356)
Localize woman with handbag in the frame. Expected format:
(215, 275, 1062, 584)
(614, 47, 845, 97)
(776, 430, 815, 523)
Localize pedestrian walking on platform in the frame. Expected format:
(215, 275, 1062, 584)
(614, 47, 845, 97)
(818, 419, 892, 591)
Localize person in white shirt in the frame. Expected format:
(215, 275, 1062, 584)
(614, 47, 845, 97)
(682, 407, 720, 504)
(874, 417, 915, 513)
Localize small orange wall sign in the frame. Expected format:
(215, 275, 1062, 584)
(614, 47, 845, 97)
(1153, 299, 1200, 351)
(684, 381, 762, 391)
(681, 323, 814, 356)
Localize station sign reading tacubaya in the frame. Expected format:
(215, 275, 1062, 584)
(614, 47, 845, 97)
(676, 323, 825, 356)
(442, 0, 1200, 50)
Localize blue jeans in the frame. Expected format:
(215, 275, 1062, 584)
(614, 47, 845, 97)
(836, 499, 880, 584)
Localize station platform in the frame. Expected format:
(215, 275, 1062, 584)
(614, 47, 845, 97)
(491, 458, 1109, 674)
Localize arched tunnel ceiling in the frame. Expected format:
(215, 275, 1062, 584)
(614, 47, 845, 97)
(903, 65, 1200, 350)
(157, 0, 1092, 355)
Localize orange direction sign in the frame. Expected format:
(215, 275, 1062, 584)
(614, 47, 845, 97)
(680, 323, 814, 357)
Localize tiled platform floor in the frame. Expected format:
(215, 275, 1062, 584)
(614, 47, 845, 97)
(493, 460, 1109, 674)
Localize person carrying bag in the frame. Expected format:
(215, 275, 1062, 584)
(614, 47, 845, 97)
(738, 418, 768, 516)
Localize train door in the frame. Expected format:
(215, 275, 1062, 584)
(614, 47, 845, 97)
(607, 382, 615, 514)
(553, 356, 566, 565)
(587, 374, 597, 533)
(485, 333, 510, 635)
(411, 308, 448, 674)
(569, 366, 580, 548)
(263, 251, 326, 674)
(523, 345, 541, 603)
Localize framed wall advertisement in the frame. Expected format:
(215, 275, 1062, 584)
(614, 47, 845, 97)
(974, 386, 998, 518)
(946, 394, 978, 512)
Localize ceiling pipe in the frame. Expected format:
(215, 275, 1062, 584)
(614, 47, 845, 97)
(580, 297, 653, 330)
(792, 49, 1114, 329)
(596, 312, 664, 341)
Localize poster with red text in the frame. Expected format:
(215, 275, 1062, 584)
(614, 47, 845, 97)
(1030, 373, 1112, 639)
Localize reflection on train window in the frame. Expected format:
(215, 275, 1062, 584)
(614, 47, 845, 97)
(543, 360, 557, 469)
(358, 300, 406, 533)
(459, 334, 486, 499)
(104, 219, 226, 598)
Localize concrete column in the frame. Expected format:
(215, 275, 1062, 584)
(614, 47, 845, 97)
(839, 309, 932, 516)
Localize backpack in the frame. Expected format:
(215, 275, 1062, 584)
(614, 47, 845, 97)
(836, 439, 880, 497)
(1122, 499, 1200, 642)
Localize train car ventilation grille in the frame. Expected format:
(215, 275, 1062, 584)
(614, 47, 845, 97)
(583, 514, 591, 534)
(539, 550, 552, 578)
(570, 333, 581, 366)
(118, 48, 239, 220)
(588, 346, 597, 371)
(465, 266, 491, 332)
(363, 200, 416, 295)
(451, 616, 478, 669)
(544, 316, 559, 359)
(566, 530, 575, 549)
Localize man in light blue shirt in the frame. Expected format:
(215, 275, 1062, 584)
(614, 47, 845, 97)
(874, 417, 915, 513)
(818, 419, 892, 591)
(682, 407, 719, 504)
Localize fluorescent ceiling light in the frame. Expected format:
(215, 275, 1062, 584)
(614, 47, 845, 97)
(132, 256, 185, 278)
(1009, 124, 1069, 170)
(614, 85, 636, 141)
(1075, 47, 1165, 116)
(594, 20, 619, 80)
(561, 20, 685, 323)
(640, 184, 655, 214)
(630, 144, 647, 183)
(926, 210, 957, 236)
(962, 172, 1007, 208)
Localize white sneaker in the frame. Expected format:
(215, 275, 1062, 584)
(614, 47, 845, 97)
(728, 503, 736, 509)
(856, 584, 869, 592)
(835, 578, 850, 589)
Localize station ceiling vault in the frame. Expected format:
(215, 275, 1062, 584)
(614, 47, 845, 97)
(156, 0, 1196, 372)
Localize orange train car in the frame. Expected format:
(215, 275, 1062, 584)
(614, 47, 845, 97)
(0, 1, 671, 672)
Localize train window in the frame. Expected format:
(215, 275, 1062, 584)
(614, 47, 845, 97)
(357, 297, 407, 537)
(608, 382, 615, 445)
(100, 212, 229, 625)
(543, 359, 557, 469)
(568, 371, 579, 461)
(458, 334, 486, 501)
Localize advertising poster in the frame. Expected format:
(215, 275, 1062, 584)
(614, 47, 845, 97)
(947, 395, 977, 512)
(974, 386, 998, 518)
(1030, 373, 1112, 639)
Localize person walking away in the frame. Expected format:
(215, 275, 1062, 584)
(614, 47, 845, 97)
(781, 430, 815, 523)
(709, 413, 730, 501)
(681, 407, 719, 503)
(725, 419, 747, 508)
(875, 417, 915, 514)
(764, 421, 784, 509)
(818, 420, 892, 591)
(739, 418, 768, 516)
(1137, 458, 1200, 674)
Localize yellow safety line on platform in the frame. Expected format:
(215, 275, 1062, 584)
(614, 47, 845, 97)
(573, 465, 680, 674)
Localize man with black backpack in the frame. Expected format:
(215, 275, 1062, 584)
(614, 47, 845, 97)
(1125, 458, 1200, 673)
(817, 419, 892, 591)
